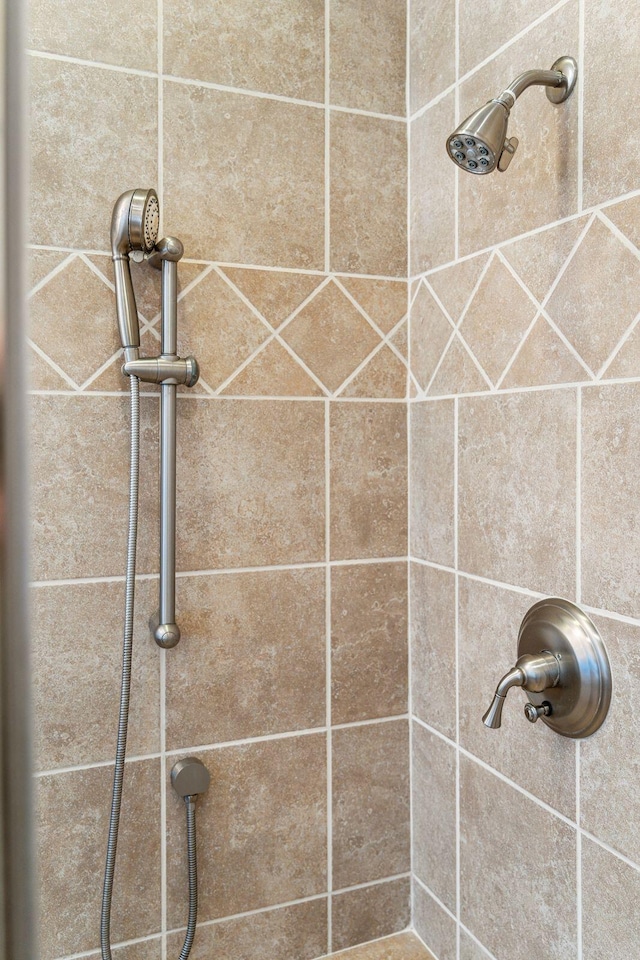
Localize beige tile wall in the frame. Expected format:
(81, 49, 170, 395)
(27, 3, 410, 959)
(410, 0, 640, 957)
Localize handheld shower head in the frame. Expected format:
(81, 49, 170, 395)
(111, 188, 160, 353)
(446, 55, 577, 175)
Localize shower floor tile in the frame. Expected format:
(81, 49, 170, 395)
(327, 932, 435, 960)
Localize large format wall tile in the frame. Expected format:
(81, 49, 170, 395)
(331, 877, 411, 953)
(583, 0, 640, 206)
(175, 400, 325, 570)
(410, 93, 456, 274)
(32, 580, 160, 771)
(581, 614, 640, 864)
(412, 723, 456, 911)
(29, 58, 158, 249)
(458, 0, 559, 76)
(460, 758, 577, 960)
(84, 942, 162, 960)
(164, 0, 324, 101)
(331, 562, 408, 724)
(37, 760, 161, 959)
(582, 839, 640, 960)
(163, 82, 324, 268)
(166, 570, 325, 749)
(332, 720, 410, 888)
(330, 0, 406, 115)
(29, 0, 157, 69)
(31, 396, 159, 581)
(165, 900, 328, 960)
(457, 2, 579, 257)
(582, 383, 640, 617)
(410, 400, 455, 567)
(330, 403, 407, 560)
(458, 578, 576, 818)
(410, 0, 455, 114)
(331, 112, 407, 277)
(413, 884, 456, 960)
(166, 735, 327, 925)
(410, 563, 456, 739)
(458, 390, 576, 595)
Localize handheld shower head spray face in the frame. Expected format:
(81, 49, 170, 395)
(111, 188, 160, 353)
(445, 55, 577, 176)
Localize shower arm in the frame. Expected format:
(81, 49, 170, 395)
(497, 68, 568, 109)
(123, 237, 199, 649)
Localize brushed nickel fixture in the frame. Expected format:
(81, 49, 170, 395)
(446, 56, 578, 175)
(102, 189, 203, 960)
(482, 598, 612, 739)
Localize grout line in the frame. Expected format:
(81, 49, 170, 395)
(26, 47, 157, 77)
(415, 877, 499, 960)
(325, 397, 333, 953)
(27, 251, 77, 298)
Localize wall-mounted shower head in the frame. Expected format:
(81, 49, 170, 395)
(111, 188, 160, 354)
(446, 56, 577, 176)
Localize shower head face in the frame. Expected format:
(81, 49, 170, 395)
(127, 188, 159, 254)
(446, 100, 510, 175)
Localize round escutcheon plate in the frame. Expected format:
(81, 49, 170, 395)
(517, 598, 611, 739)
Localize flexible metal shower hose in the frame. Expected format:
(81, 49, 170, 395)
(100, 375, 199, 960)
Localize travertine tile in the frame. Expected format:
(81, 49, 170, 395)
(163, 82, 324, 268)
(410, 283, 454, 391)
(458, 390, 576, 595)
(164, 0, 324, 101)
(166, 569, 325, 749)
(458, 578, 576, 819)
(427, 337, 489, 396)
(500, 316, 588, 389)
(460, 757, 577, 960)
(410, 563, 456, 739)
(410, 94, 456, 274)
(220, 269, 323, 331)
(426, 254, 490, 324)
(29, 0, 157, 69)
(166, 736, 326, 924)
(331, 878, 411, 953)
(165, 899, 327, 960)
(341, 346, 408, 400)
(29, 58, 157, 248)
(29, 257, 121, 387)
(176, 400, 325, 570)
(410, 0, 455, 113)
(221, 340, 324, 397)
(604, 325, 640, 380)
(31, 396, 159, 581)
(331, 562, 408, 724)
(339, 278, 408, 335)
(32, 580, 159, 770)
(37, 760, 161, 959)
(458, 0, 559, 75)
(330, 0, 405, 115)
(581, 614, 640, 863)
(390, 321, 408, 360)
(331, 112, 407, 277)
(333, 932, 434, 960)
(330, 403, 407, 561)
(459, 933, 491, 960)
(171, 269, 270, 391)
(546, 218, 640, 374)
(583, 0, 640, 206)
(412, 723, 456, 911)
(332, 721, 410, 888)
(459, 256, 537, 385)
(84, 939, 162, 959)
(28, 347, 70, 391)
(582, 839, 640, 959)
(410, 400, 455, 567)
(501, 217, 586, 303)
(413, 884, 456, 960)
(602, 194, 640, 252)
(582, 383, 640, 618)
(281, 281, 380, 392)
(457, 2, 579, 257)
(28, 249, 70, 291)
